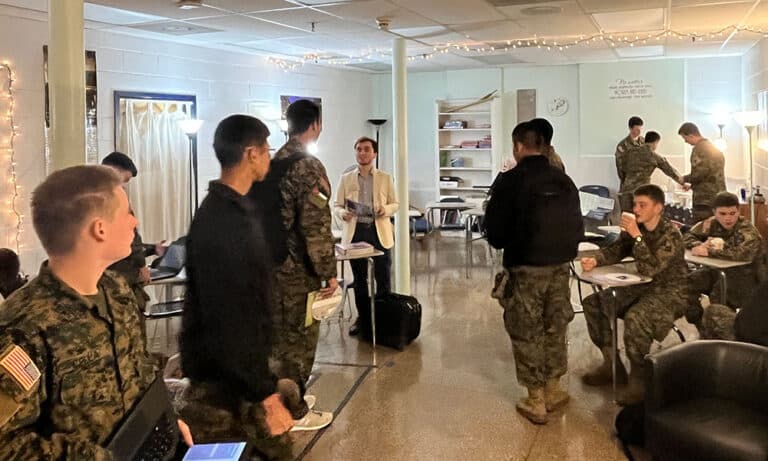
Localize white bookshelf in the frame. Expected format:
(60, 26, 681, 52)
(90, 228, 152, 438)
(435, 97, 502, 201)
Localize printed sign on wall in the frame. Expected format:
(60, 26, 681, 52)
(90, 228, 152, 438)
(608, 79, 654, 100)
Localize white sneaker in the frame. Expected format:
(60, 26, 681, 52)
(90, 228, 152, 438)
(290, 410, 333, 432)
(304, 394, 316, 410)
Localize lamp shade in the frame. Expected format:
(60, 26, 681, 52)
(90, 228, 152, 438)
(178, 119, 204, 135)
(713, 138, 727, 151)
(734, 111, 764, 128)
(712, 110, 730, 127)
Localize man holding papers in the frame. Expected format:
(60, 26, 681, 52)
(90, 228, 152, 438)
(334, 136, 399, 336)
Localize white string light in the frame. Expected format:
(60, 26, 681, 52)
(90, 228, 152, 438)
(267, 24, 768, 70)
(1, 62, 22, 253)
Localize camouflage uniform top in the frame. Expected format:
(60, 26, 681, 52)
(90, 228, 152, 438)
(684, 216, 764, 290)
(274, 138, 336, 286)
(683, 138, 726, 208)
(0, 263, 157, 460)
(595, 218, 687, 294)
(108, 228, 153, 286)
(616, 144, 684, 193)
(615, 135, 644, 156)
(544, 146, 566, 173)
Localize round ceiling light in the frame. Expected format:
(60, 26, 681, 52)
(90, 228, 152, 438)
(177, 0, 203, 10)
(520, 6, 563, 16)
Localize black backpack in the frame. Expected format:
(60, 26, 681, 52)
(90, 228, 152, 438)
(517, 168, 583, 265)
(248, 153, 306, 265)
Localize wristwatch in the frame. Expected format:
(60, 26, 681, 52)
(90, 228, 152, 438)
(634, 235, 643, 244)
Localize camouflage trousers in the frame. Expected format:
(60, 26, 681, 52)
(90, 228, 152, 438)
(700, 303, 737, 340)
(272, 267, 320, 396)
(498, 264, 574, 388)
(687, 267, 754, 321)
(583, 285, 679, 369)
(176, 381, 293, 461)
(618, 192, 634, 213)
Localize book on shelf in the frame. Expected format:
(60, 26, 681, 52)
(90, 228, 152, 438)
(335, 242, 375, 256)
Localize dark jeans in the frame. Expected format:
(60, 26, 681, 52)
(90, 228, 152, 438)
(349, 223, 391, 325)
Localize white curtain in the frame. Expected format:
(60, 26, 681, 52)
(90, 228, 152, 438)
(117, 100, 191, 243)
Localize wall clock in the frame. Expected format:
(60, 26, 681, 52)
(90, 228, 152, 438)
(547, 97, 569, 117)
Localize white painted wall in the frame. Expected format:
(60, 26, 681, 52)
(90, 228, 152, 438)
(375, 57, 743, 207)
(0, 5, 375, 273)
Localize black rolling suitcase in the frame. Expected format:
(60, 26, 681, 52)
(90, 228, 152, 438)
(360, 292, 421, 350)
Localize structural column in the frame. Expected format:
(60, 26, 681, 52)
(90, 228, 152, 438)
(49, 0, 86, 170)
(392, 37, 410, 294)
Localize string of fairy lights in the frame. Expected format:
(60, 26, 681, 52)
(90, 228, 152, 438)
(1, 62, 22, 254)
(267, 24, 768, 71)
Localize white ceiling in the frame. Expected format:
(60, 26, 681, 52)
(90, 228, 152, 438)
(4, 0, 768, 71)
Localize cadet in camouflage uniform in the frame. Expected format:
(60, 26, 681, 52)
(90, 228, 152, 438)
(0, 166, 187, 459)
(485, 121, 583, 425)
(581, 185, 687, 405)
(270, 100, 337, 430)
(678, 122, 726, 221)
(102, 152, 165, 321)
(530, 118, 566, 173)
(615, 117, 646, 211)
(616, 131, 685, 212)
(684, 192, 763, 324)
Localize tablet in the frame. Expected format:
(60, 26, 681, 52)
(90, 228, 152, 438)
(182, 442, 248, 461)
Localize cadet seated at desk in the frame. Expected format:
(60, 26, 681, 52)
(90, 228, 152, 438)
(684, 191, 764, 326)
(0, 166, 192, 459)
(580, 185, 687, 405)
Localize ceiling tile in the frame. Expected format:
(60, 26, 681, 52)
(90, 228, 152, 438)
(670, 3, 755, 31)
(614, 44, 664, 58)
(127, 21, 223, 36)
(592, 8, 665, 33)
(185, 14, 310, 38)
(84, 3, 166, 24)
(85, 0, 227, 20)
(578, 0, 666, 14)
(252, 9, 372, 34)
(389, 0, 506, 25)
(320, 0, 439, 29)
(449, 20, 525, 42)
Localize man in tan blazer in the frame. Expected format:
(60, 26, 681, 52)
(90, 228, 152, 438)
(334, 136, 399, 336)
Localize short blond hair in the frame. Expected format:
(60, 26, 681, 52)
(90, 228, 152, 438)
(32, 165, 122, 255)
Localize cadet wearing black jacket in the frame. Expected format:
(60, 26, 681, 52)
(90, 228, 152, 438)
(180, 115, 294, 460)
(485, 120, 583, 425)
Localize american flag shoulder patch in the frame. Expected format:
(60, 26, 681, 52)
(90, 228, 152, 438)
(0, 345, 41, 392)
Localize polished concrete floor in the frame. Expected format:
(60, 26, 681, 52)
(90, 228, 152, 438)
(145, 233, 697, 460)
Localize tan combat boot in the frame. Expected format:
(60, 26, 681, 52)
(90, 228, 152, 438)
(581, 347, 628, 386)
(544, 378, 570, 412)
(516, 387, 548, 425)
(617, 366, 645, 406)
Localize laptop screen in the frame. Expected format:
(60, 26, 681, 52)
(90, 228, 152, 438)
(158, 244, 185, 271)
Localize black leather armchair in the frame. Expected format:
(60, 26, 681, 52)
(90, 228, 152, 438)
(645, 340, 768, 461)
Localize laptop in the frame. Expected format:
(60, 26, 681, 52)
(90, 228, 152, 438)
(107, 376, 180, 461)
(150, 242, 185, 281)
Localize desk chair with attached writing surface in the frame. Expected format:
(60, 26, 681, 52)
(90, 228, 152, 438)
(438, 196, 466, 230)
(579, 185, 613, 228)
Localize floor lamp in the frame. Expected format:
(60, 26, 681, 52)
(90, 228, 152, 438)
(734, 111, 763, 225)
(178, 119, 204, 221)
(367, 118, 387, 169)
